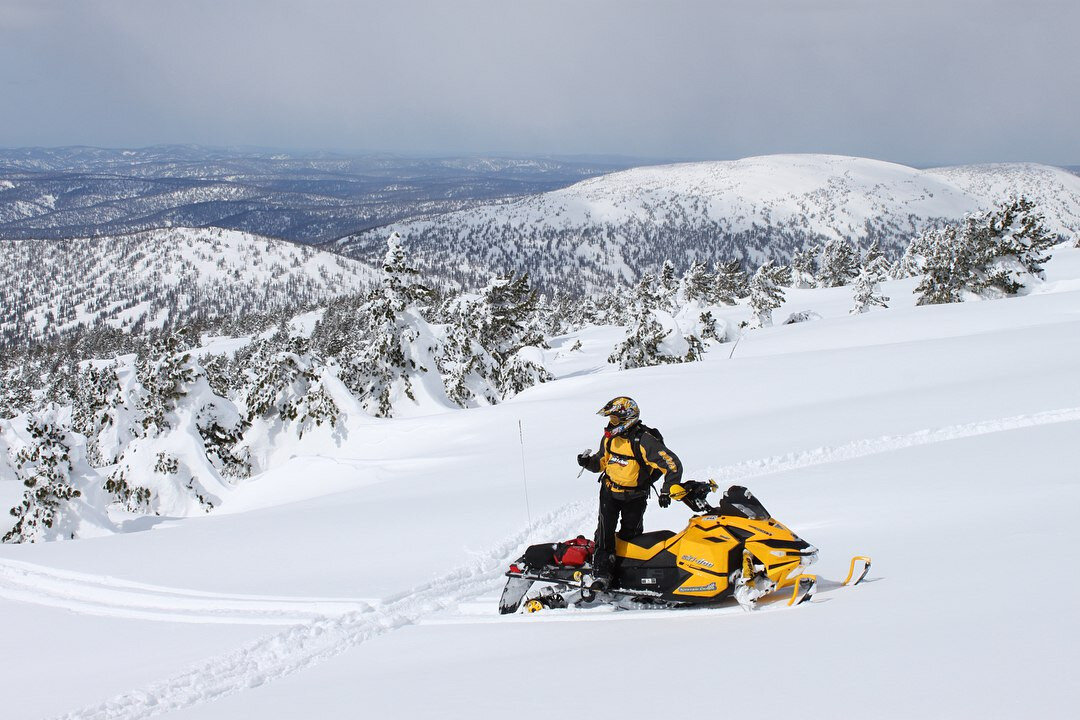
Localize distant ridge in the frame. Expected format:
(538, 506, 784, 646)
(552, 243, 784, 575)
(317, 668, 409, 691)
(336, 154, 1080, 292)
(0, 227, 377, 348)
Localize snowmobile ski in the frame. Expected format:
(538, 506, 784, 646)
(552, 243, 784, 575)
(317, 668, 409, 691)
(786, 574, 817, 606)
(843, 556, 872, 586)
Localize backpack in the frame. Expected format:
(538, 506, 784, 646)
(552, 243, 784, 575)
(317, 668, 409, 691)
(630, 422, 666, 486)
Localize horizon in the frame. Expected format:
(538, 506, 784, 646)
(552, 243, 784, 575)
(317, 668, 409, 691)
(1, 143, 1077, 171)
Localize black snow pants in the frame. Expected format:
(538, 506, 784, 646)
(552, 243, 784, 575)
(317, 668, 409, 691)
(593, 485, 647, 572)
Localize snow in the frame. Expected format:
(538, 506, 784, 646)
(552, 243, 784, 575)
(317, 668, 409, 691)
(3, 248, 1080, 718)
(360, 153, 1080, 253)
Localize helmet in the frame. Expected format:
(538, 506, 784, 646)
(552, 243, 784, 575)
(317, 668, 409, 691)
(596, 396, 639, 436)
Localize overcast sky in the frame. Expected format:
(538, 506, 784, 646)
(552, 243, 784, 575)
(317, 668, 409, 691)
(1, 0, 1077, 164)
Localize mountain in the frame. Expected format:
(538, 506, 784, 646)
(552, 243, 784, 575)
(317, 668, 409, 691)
(335, 154, 1080, 292)
(3, 244, 1079, 719)
(0, 227, 376, 349)
(0, 146, 643, 244)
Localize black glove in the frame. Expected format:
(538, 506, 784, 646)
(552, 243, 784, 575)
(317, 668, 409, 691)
(576, 451, 592, 468)
(658, 492, 671, 508)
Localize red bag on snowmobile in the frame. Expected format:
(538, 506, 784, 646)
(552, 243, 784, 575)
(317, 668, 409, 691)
(553, 536, 595, 567)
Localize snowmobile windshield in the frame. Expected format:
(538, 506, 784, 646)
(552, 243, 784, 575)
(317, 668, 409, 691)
(714, 486, 771, 520)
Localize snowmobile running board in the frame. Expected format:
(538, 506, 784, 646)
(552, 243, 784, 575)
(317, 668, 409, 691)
(842, 556, 872, 586)
(507, 570, 818, 608)
(505, 570, 666, 600)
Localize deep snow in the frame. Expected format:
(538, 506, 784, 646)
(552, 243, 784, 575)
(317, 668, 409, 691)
(3, 248, 1080, 719)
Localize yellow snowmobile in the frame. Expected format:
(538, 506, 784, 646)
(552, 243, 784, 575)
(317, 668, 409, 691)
(499, 482, 869, 614)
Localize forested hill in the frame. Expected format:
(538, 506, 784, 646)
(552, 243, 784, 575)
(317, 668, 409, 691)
(334, 154, 1080, 292)
(0, 227, 377, 350)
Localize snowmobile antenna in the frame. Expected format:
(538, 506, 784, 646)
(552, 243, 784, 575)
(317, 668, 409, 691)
(518, 420, 533, 529)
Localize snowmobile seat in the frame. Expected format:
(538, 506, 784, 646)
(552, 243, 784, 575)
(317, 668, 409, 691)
(620, 530, 676, 551)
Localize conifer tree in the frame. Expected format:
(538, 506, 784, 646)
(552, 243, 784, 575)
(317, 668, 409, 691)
(748, 262, 790, 328)
(72, 362, 125, 467)
(475, 272, 552, 398)
(912, 225, 972, 305)
(658, 260, 679, 310)
(790, 248, 818, 289)
(341, 233, 435, 417)
(679, 261, 712, 305)
(816, 238, 860, 287)
(863, 238, 885, 268)
(4, 408, 81, 543)
(136, 333, 198, 437)
(850, 265, 890, 314)
(713, 260, 749, 305)
(608, 274, 671, 369)
(964, 196, 1058, 296)
(436, 298, 499, 408)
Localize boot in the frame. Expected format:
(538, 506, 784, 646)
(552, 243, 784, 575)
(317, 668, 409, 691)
(592, 550, 613, 589)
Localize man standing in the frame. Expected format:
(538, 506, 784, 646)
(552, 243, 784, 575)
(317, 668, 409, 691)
(577, 396, 683, 585)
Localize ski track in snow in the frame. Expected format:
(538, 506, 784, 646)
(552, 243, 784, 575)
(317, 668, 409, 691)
(698, 406, 1080, 485)
(0, 559, 377, 625)
(48, 406, 1080, 720)
(49, 500, 592, 720)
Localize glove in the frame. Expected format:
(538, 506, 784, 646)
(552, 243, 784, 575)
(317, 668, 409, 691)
(576, 450, 592, 468)
(658, 493, 671, 508)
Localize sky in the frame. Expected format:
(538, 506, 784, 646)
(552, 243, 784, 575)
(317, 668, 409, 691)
(1, 0, 1078, 165)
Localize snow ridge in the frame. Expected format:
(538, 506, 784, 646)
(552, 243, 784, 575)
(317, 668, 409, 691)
(337, 154, 1080, 292)
(0, 227, 377, 348)
(50, 405, 1080, 720)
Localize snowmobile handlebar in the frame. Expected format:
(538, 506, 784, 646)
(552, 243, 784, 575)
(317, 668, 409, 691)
(669, 480, 720, 513)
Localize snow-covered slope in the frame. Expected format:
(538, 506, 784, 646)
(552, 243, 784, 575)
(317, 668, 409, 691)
(0, 227, 377, 347)
(2, 245, 1079, 718)
(337, 154, 1080, 290)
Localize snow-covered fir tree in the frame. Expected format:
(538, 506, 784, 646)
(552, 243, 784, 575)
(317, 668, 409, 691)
(657, 260, 679, 311)
(608, 273, 672, 369)
(3, 406, 112, 543)
(71, 362, 122, 466)
(964, 196, 1058, 297)
(474, 272, 551, 399)
(339, 233, 439, 417)
(107, 334, 247, 514)
(136, 333, 198, 437)
(863, 238, 885, 269)
(713, 260, 749, 305)
(4, 409, 81, 543)
(816, 238, 860, 288)
(911, 225, 972, 305)
(908, 198, 1056, 305)
(436, 298, 499, 408)
(678, 261, 712, 305)
(790, 247, 818, 289)
(747, 262, 791, 329)
(850, 265, 890, 314)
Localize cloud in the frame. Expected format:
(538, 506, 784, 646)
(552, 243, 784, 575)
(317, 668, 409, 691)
(1, 0, 1078, 164)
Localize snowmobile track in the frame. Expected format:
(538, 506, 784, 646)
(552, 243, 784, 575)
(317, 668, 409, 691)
(0, 558, 376, 625)
(49, 501, 592, 720)
(48, 406, 1080, 720)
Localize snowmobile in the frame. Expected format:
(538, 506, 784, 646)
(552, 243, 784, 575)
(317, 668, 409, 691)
(499, 482, 870, 614)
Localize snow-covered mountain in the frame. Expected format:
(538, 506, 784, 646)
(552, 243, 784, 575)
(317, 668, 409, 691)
(0, 227, 377, 348)
(2, 244, 1079, 718)
(336, 154, 1080, 291)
